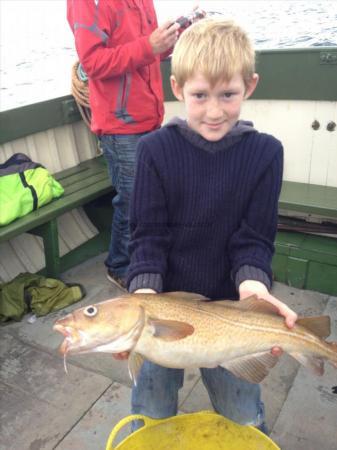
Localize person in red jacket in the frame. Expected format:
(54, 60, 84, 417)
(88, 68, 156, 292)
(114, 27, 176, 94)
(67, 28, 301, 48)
(67, 0, 179, 288)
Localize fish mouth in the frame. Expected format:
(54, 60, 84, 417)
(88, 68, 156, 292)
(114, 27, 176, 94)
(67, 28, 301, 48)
(53, 323, 72, 337)
(53, 323, 79, 355)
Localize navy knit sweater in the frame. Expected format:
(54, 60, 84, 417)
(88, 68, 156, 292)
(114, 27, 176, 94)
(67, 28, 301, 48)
(127, 120, 283, 300)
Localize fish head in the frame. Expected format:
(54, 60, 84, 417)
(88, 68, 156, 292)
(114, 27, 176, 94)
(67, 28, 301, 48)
(53, 296, 144, 356)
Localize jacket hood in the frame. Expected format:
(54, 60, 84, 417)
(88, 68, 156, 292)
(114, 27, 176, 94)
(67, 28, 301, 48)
(165, 117, 257, 153)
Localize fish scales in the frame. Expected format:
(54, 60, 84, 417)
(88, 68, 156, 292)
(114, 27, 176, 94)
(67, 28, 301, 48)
(133, 297, 330, 367)
(136, 296, 326, 354)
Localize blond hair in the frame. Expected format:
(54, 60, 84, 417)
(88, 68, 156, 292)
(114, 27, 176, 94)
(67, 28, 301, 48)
(171, 19, 255, 88)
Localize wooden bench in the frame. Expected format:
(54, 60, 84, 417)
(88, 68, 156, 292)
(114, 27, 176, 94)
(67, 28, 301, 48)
(279, 181, 337, 222)
(0, 156, 113, 278)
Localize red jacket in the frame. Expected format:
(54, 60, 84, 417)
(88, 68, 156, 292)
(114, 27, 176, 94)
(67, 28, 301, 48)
(67, 0, 164, 135)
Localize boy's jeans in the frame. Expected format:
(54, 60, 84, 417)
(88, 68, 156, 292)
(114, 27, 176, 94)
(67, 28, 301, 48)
(131, 361, 268, 433)
(99, 133, 146, 278)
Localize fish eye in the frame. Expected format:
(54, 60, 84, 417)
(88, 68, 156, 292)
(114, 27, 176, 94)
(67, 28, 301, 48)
(84, 305, 98, 317)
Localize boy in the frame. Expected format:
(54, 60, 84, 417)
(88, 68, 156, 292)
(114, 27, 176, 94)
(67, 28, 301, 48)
(123, 19, 297, 431)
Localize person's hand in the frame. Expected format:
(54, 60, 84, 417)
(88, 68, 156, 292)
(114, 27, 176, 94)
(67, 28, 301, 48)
(112, 288, 156, 360)
(133, 288, 157, 294)
(239, 279, 298, 357)
(112, 351, 129, 360)
(149, 20, 180, 55)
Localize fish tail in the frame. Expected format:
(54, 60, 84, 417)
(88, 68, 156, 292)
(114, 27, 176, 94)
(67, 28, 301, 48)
(288, 340, 337, 375)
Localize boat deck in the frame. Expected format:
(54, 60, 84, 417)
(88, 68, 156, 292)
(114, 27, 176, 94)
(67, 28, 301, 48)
(1, 253, 336, 450)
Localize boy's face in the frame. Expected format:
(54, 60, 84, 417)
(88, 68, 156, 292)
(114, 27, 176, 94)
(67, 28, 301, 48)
(171, 72, 258, 142)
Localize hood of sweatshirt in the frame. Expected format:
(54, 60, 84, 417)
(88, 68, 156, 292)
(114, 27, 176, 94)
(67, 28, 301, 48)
(165, 117, 257, 153)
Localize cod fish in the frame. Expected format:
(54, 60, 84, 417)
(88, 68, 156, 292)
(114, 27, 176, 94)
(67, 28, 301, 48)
(53, 292, 337, 385)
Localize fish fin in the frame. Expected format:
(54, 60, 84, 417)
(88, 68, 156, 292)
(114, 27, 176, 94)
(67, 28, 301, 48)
(149, 318, 194, 341)
(221, 352, 279, 384)
(296, 316, 331, 338)
(128, 352, 145, 386)
(327, 341, 337, 368)
(63, 353, 69, 375)
(207, 296, 257, 309)
(161, 291, 209, 300)
(214, 296, 279, 315)
(289, 352, 324, 375)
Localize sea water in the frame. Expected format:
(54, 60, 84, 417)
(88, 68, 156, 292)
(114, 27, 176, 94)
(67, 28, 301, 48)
(0, 0, 336, 112)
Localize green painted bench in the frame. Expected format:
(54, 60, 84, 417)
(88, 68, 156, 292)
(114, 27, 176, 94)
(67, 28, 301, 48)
(273, 180, 337, 295)
(279, 181, 337, 221)
(0, 156, 113, 278)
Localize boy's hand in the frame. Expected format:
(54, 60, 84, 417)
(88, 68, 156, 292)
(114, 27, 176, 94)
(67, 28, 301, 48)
(112, 288, 156, 360)
(112, 351, 130, 360)
(149, 21, 180, 55)
(239, 279, 298, 357)
(133, 288, 157, 294)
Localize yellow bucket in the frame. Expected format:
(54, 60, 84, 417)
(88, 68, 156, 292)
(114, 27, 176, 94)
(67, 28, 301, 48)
(106, 411, 280, 450)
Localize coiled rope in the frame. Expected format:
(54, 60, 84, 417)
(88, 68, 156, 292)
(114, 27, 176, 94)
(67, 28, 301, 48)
(71, 61, 91, 128)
